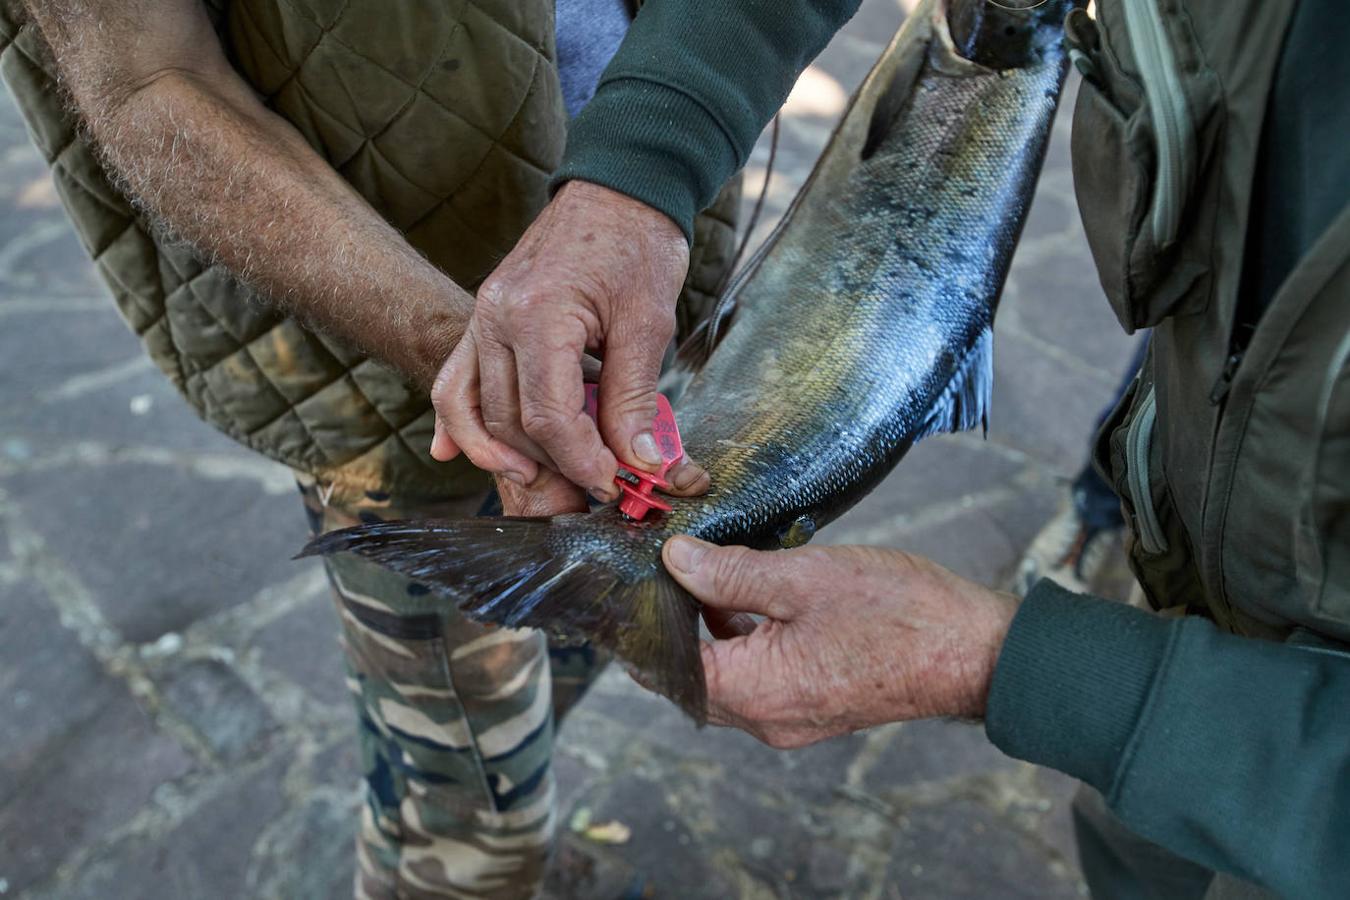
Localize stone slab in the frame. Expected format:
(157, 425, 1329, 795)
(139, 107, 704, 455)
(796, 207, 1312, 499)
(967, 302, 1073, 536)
(0, 585, 193, 894)
(3, 462, 307, 642)
(156, 658, 277, 763)
(36, 757, 290, 900)
(886, 798, 1084, 899)
(249, 589, 351, 711)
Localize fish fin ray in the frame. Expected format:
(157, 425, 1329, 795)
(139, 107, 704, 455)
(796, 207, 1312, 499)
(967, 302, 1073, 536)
(913, 325, 994, 442)
(299, 518, 708, 722)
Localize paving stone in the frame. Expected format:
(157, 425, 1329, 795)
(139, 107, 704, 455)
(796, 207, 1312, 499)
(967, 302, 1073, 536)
(0, 584, 193, 894)
(1021, 766, 1085, 874)
(0, 156, 103, 299)
(823, 435, 1028, 546)
(3, 462, 307, 642)
(1018, 176, 1079, 245)
(863, 719, 1018, 793)
(0, 515, 13, 565)
(0, 308, 144, 403)
(249, 792, 358, 900)
(552, 747, 603, 815)
(1004, 230, 1141, 383)
(701, 775, 853, 897)
(309, 736, 362, 792)
(1043, 74, 1080, 174)
(38, 757, 290, 900)
(987, 326, 1124, 476)
(0, 215, 105, 298)
(579, 670, 870, 806)
(877, 481, 1059, 587)
(2, 352, 233, 454)
(567, 768, 738, 900)
(250, 588, 350, 710)
(0, 579, 108, 791)
(837, 0, 908, 53)
(158, 658, 277, 763)
(885, 798, 1083, 899)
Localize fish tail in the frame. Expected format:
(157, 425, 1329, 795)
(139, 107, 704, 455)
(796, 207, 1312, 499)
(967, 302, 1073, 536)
(298, 517, 708, 722)
(913, 325, 994, 441)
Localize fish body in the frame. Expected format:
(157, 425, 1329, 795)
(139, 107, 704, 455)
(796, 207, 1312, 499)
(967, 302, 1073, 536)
(304, 0, 1076, 720)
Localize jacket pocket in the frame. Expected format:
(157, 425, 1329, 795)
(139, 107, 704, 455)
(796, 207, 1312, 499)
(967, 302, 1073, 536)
(1105, 373, 1208, 614)
(1068, 0, 1222, 332)
(1295, 333, 1350, 626)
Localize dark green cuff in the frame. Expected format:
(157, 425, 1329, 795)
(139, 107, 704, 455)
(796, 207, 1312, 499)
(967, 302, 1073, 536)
(550, 77, 740, 243)
(984, 579, 1179, 792)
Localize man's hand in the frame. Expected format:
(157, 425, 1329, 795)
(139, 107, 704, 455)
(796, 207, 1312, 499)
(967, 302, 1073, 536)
(661, 538, 1019, 749)
(431, 181, 698, 498)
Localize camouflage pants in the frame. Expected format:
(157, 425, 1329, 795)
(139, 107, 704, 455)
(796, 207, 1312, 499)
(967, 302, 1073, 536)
(297, 476, 606, 899)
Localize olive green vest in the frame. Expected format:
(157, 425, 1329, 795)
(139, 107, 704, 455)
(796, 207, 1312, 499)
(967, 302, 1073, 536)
(0, 0, 739, 502)
(1071, 0, 1350, 644)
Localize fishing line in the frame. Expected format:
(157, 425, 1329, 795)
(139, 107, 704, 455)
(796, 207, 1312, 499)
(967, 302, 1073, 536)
(715, 113, 781, 298)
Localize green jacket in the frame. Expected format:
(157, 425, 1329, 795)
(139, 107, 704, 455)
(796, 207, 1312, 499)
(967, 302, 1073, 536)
(988, 1, 1350, 895)
(0, 0, 740, 504)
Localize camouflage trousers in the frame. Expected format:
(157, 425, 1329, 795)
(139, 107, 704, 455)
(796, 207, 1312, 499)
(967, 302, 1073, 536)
(297, 475, 606, 899)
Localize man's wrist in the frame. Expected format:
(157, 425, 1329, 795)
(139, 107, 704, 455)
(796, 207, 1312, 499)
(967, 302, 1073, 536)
(405, 283, 472, 392)
(962, 588, 1019, 719)
(552, 180, 687, 254)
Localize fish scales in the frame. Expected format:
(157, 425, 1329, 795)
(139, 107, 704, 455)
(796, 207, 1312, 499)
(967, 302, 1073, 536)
(303, 0, 1077, 721)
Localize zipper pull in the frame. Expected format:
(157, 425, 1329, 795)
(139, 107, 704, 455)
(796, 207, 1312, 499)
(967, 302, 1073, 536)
(1064, 8, 1102, 83)
(1209, 351, 1244, 405)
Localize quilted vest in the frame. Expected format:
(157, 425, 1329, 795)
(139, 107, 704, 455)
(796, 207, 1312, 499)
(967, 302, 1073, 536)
(0, 0, 739, 502)
(1071, 0, 1350, 645)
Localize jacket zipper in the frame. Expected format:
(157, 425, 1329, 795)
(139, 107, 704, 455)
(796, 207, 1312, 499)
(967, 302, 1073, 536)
(1126, 386, 1169, 555)
(1121, 0, 1194, 248)
(1208, 349, 1245, 405)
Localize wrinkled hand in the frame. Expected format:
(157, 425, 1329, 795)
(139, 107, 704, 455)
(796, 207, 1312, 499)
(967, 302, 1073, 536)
(661, 538, 1019, 749)
(430, 180, 707, 508)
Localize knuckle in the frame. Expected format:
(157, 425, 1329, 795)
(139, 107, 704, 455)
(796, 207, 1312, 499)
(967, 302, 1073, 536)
(520, 406, 566, 442)
(505, 289, 549, 321)
(476, 278, 508, 308)
(480, 412, 515, 437)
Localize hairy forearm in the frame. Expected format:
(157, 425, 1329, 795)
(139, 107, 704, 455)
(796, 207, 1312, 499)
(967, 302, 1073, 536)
(98, 72, 468, 389)
(29, 3, 469, 390)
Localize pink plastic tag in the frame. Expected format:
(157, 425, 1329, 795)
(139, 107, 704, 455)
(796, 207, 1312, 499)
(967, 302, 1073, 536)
(583, 384, 683, 472)
(583, 383, 684, 520)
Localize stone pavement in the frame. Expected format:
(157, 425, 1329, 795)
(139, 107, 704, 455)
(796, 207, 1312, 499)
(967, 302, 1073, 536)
(0, 2, 1139, 897)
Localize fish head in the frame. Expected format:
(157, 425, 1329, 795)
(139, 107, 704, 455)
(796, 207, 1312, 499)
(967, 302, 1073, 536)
(946, 0, 1081, 70)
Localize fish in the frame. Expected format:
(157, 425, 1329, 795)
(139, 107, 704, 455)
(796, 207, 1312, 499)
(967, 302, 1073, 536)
(301, 0, 1077, 722)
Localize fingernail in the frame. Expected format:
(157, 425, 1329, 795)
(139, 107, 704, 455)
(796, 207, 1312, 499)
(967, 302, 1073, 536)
(665, 536, 707, 574)
(671, 463, 703, 491)
(592, 483, 619, 502)
(632, 431, 662, 466)
(502, 471, 527, 486)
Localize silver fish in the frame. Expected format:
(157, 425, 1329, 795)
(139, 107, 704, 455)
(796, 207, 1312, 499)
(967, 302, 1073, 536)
(303, 0, 1077, 721)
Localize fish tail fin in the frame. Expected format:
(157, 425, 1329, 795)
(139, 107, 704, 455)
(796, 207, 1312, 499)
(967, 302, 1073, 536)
(298, 516, 708, 722)
(913, 325, 994, 441)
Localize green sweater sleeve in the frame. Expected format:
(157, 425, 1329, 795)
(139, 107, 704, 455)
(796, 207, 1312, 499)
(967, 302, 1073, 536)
(986, 580, 1350, 897)
(551, 0, 864, 240)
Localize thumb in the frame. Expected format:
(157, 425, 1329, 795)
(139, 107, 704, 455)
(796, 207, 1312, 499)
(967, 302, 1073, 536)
(663, 537, 800, 618)
(598, 314, 674, 473)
